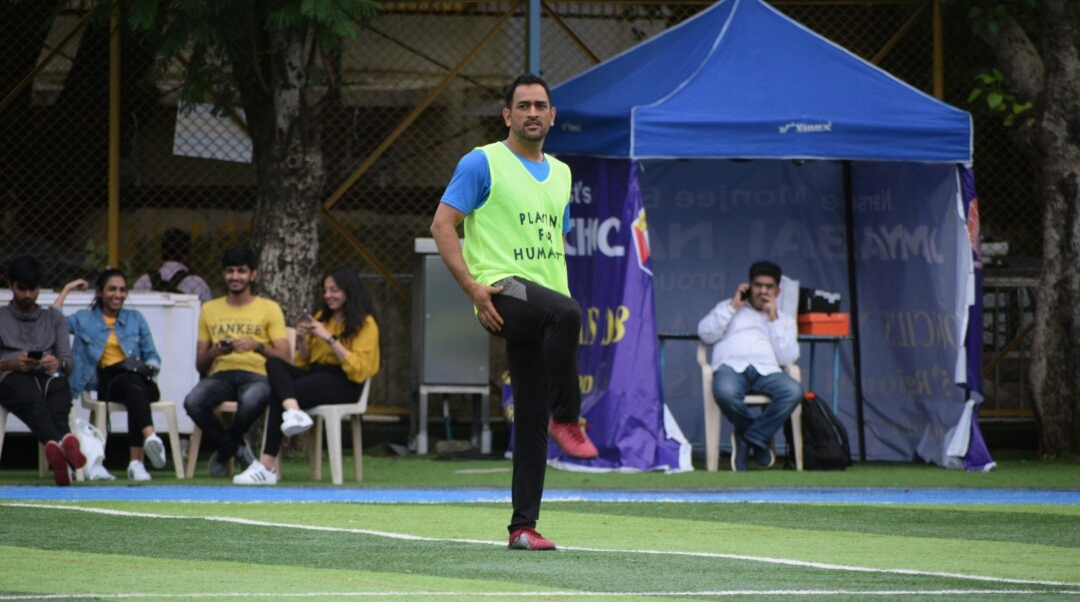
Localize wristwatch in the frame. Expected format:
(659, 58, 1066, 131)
(327, 335, 338, 344)
(257, 342, 265, 354)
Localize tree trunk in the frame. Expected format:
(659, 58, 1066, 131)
(1030, 0, 1080, 456)
(246, 28, 325, 322)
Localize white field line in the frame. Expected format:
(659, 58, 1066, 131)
(6, 502, 1080, 592)
(1, 590, 1079, 599)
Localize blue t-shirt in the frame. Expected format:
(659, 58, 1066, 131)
(440, 144, 572, 234)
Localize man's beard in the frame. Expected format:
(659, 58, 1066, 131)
(518, 121, 547, 141)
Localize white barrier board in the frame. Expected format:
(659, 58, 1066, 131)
(1, 290, 201, 434)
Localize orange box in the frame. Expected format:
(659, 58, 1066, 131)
(797, 312, 850, 336)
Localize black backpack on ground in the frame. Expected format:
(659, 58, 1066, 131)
(785, 391, 852, 470)
(147, 268, 190, 293)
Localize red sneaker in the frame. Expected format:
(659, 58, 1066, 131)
(508, 526, 556, 550)
(548, 419, 598, 459)
(45, 441, 71, 486)
(60, 433, 86, 469)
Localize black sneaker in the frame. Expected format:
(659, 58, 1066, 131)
(752, 443, 776, 469)
(731, 432, 749, 472)
(235, 443, 255, 471)
(208, 451, 228, 478)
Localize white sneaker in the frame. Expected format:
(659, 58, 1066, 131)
(127, 460, 152, 481)
(281, 408, 314, 437)
(233, 461, 277, 485)
(143, 433, 166, 469)
(86, 463, 116, 481)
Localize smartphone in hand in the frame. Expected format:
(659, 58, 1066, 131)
(27, 350, 44, 360)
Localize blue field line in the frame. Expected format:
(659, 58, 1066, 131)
(0, 486, 1078, 505)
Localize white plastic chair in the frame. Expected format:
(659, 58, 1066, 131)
(306, 378, 371, 484)
(183, 401, 280, 478)
(697, 343, 803, 471)
(185, 327, 295, 479)
(80, 391, 185, 478)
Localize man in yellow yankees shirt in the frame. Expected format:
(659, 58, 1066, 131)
(183, 247, 291, 477)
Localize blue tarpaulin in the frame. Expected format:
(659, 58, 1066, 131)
(546, 0, 971, 162)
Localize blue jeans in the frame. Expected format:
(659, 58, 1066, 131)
(183, 370, 270, 458)
(712, 364, 803, 450)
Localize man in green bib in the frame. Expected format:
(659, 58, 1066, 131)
(431, 74, 598, 551)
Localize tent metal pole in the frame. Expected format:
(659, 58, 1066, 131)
(843, 161, 868, 462)
(528, 0, 541, 75)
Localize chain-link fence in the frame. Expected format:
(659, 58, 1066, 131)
(1, 0, 1036, 414)
(938, 3, 1039, 415)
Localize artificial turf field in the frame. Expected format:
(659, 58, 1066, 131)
(1, 455, 1078, 601)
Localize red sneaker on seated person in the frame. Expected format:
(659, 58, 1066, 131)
(60, 433, 86, 469)
(548, 418, 598, 459)
(44, 441, 71, 486)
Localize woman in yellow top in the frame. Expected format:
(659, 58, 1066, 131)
(233, 265, 380, 485)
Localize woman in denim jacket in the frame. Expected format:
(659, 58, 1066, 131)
(56, 269, 164, 481)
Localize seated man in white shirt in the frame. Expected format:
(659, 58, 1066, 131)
(697, 261, 802, 471)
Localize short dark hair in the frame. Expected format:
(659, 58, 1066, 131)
(504, 73, 552, 109)
(7, 256, 45, 289)
(749, 260, 782, 285)
(222, 246, 258, 270)
(161, 228, 191, 262)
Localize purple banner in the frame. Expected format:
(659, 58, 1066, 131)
(551, 157, 692, 472)
(959, 166, 994, 472)
(960, 166, 984, 396)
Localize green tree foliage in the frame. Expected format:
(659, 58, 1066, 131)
(945, 0, 1037, 128)
(121, 0, 380, 114)
(967, 68, 1032, 127)
(95, 0, 381, 317)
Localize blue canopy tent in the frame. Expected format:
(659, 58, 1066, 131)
(546, 0, 994, 468)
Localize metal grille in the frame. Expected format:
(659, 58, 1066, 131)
(2, 8, 114, 285)
(939, 5, 1038, 415)
(1, 0, 1031, 412)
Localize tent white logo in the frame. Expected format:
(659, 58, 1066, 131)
(778, 121, 833, 134)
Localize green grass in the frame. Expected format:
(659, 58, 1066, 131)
(1, 448, 1078, 601)
(2, 447, 1077, 489)
(1, 501, 1078, 601)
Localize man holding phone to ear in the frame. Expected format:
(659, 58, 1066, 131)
(697, 260, 802, 472)
(183, 247, 290, 477)
(0, 256, 85, 485)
